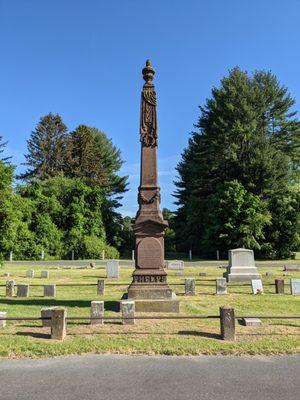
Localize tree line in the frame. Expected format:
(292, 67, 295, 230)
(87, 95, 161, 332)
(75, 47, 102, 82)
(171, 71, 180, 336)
(0, 67, 299, 260)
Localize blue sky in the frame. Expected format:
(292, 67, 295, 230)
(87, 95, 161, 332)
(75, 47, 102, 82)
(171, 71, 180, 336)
(1, 0, 300, 216)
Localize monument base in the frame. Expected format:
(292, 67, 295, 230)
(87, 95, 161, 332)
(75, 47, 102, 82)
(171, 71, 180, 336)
(126, 269, 180, 312)
(224, 269, 262, 282)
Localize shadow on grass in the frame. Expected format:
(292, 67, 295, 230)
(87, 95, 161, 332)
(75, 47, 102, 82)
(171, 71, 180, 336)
(16, 331, 50, 339)
(68, 330, 220, 338)
(0, 299, 121, 312)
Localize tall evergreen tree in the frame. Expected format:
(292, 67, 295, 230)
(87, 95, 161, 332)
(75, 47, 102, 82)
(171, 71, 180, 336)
(19, 113, 68, 181)
(0, 133, 11, 163)
(174, 68, 300, 258)
(67, 125, 128, 197)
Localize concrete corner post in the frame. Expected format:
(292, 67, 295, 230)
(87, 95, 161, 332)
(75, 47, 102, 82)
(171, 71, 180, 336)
(121, 301, 135, 325)
(275, 279, 284, 294)
(0, 312, 7, 328)
(51, 308, 66, 340)
(220, 306, 235, 341)
(97, 280, 105, 295)
(90, 301, 104, 325)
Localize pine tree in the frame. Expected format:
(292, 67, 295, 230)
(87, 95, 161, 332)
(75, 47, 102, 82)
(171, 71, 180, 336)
(174, 68, 299, 257)
(67, 125, 128, 197)
(19, 113, 68, 181)
(0, 134, 11, 163)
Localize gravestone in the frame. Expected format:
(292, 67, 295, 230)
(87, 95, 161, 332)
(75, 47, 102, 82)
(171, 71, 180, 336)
(265, 272, 274, 277)
(17, 283, 29, 297)
(106, 260, 119, 278)
(44, 284, 56, 297)
(284, 265, 300, 271)
(199, 272, 206, 277)
(90, 301, 104, 325)
(175, 271, 183, 276)
(41, 271, 49, 279)
(26, 270, 34, 278)
(6, 280, 15, 297)
(121, 301, 135, 325)
(0, 312, 7, 328)
(290, 279, 300, 295)
(3, 272, 9, 278)
(166, 260, 184, 270)
(125, 61, 179, 312)
(185, 278, 195, 295)
(251, 279, 263, 295)
(224, 248, 261, 282)
(216, 278, 227, 295)
(90, 262, 96, 268)
(97, 279, 105, 295)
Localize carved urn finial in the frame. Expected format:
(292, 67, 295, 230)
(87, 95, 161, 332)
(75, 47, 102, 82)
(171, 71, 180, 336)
(142, 59, 155, 83)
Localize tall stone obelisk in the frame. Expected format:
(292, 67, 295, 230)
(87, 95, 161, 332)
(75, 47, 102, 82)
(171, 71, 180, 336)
(127, 60, 179, 312)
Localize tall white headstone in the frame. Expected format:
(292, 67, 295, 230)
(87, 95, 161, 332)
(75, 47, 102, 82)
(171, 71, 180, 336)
(224, 248, 261, 282)
(106, 260, 119, 278)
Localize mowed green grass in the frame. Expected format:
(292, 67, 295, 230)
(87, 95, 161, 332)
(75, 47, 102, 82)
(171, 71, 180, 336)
(0, 264, 299, 358)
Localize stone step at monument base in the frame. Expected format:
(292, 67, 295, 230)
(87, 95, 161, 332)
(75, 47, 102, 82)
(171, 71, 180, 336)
(134, 293, 180, 313)
(224, 273, 262, 282)
(226, 267, 261, 274)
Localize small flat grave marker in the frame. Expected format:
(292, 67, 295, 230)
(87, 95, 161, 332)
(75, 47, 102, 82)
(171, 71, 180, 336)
(251, 279, 263, 295)
(241, 318, 262, 327)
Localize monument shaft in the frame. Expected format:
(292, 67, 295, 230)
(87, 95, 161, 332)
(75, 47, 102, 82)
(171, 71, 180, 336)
(127, 60, 171, 300)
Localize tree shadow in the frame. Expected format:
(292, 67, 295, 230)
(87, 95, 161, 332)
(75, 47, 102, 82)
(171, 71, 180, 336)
(178, 330, 221, 339)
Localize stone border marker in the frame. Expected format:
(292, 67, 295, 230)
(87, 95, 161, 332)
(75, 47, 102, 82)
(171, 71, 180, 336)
(97, 280, 105, 295)
(90, 301, 104, 325)
(275, 279, 284, 294)
(17, 283, 29, 297)
(0, 312, 7, 328)
(185, 278, 195, 295)
(121, 301, 135, 325)
(216, 278, 227, 295)
(220, 306, 235, 341)
(6, 280, 15, 297)
(44, 284, 56, 297)
(51, 308, 66, 340)
(41, 271, 49, 279)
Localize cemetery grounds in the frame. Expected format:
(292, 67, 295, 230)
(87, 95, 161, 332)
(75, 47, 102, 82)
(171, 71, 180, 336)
(0, 262, 299, 358)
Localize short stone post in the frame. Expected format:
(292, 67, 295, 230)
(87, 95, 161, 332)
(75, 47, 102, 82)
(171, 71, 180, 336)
(17, 283, 29, 298)
(121, 301, 135, 325)
(90, 301, 104, 325)
(44, 284, 56, 297)
(220, 306, 235, 341)
(185, 278, 195, 295)
(26, 270, 34, 278)
(3, 272, 9, 278)
(41, 271, 49, 279)
(275, 279, 284, 294)
(0, 312, 7, 328)
(6, 280, 15, 297)
(97, 280, 105, 295)
(51, 308, 66, 340)
(216, 278, 227, 295)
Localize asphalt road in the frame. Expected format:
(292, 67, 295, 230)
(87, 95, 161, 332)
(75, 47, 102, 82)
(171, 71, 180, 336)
(1, 355, 299, 400)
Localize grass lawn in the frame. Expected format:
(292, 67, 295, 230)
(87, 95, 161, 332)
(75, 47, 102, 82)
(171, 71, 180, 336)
(0, 264, 299, 358)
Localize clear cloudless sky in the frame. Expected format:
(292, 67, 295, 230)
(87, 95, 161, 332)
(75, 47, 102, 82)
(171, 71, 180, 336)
(1, 0, 300, 216)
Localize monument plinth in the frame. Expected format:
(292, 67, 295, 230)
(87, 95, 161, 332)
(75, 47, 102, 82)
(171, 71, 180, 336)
(127, 60, 179, 312)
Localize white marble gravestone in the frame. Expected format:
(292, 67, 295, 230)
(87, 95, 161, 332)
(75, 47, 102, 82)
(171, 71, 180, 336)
(166, 260, 184, 270)
(106, 260, 119, 278)
(290, 279, 300, 295)
(251, 279, 263, 294)
(224, 248, 261, 282)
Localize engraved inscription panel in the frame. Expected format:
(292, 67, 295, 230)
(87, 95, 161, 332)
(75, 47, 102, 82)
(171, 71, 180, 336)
(137, 237, 162, 269)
